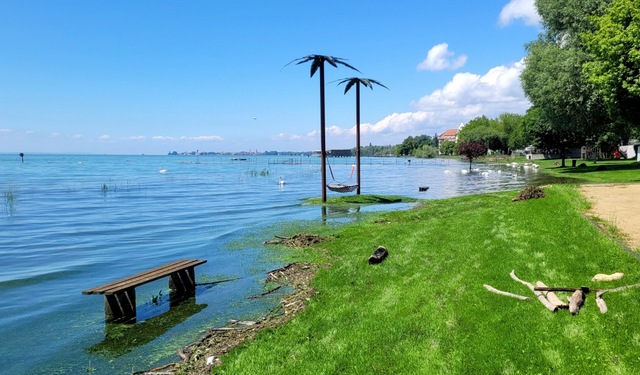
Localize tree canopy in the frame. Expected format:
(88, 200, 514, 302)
(458, 141, 487, 171)
(520, 0, 616, 160)
(582, 0, 640, 128)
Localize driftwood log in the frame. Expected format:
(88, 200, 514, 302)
(535, 281, 568, 308)
(595, 292, 608, 314)
(486, 272, 640, 314)
(568, 289, 585, 315)
(510, 270, 558, 312)
(592, 272, 624, 282)
(368, 246, 388, 264)
(483, 284, 531, 301)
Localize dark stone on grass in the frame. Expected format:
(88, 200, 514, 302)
(368, 246, 388, 264)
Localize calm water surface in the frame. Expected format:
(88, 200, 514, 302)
(0, 154, 542, 374)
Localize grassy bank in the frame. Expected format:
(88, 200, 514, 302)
(205, 185, 640, 374)
(532, 159, 640, 184)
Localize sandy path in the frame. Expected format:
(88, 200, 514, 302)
(580, 184, 640, 250)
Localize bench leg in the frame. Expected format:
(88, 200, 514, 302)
(169, 267, 196, 304)
(104, 288, 137, 323)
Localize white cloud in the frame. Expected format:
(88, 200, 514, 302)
(188, 135, 224, 141)
(412, 59, 530, 122)
(361, 112, 433, 136)
(417, 43, 468, 71)
(152, 135, 223, 142)
(152, 136, 174, 141)
(0, 128, 11, 134)
(499, 0, 540, 27)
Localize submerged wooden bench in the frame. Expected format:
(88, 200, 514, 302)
(83, 259, 207, 323)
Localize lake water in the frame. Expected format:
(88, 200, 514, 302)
(0, 154, 542, 374)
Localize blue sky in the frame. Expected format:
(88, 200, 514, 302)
(0, 0, 541, 155)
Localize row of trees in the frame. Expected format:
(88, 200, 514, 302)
(520, 0, 640, 165)
(382, 112, 532, 158)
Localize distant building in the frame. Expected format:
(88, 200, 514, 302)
(438, 129, 458, 146)
(327, 149, 352, 157)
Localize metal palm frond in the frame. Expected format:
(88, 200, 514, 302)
(285, 55, 360, 78)
(337, 77, 389, 94)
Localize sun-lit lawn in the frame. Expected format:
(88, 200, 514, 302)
(209, 185, 640, 374)
(535, 158, 640, 184)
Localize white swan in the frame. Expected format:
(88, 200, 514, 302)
(159, 169, 169, 174)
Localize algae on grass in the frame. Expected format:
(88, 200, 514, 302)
(306, 194, 417, 206)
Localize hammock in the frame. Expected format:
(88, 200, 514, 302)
(327, 182, 358, 193)
(326, 158, 358, 193)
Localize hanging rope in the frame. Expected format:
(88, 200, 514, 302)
(326, 157, 358, 193)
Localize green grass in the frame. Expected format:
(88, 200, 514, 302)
(209, 185, 640, 374)
(535, 159, 640, 184)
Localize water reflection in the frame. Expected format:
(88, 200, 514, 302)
(86, 297, 206, 357)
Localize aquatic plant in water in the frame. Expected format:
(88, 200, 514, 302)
(3, 189, 16, 214)
(247, 168, 271, 177)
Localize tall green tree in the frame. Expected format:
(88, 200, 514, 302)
(583, 0, 640, 132)
(521, 0, 612, 165)
(498, 113, 529, 152)
(458, 116, 508, 153)
(337, 77, 388, 195)
(288, 55, 359, 202)
(536, 0, 611, 45)
(439, 140, 456, 156)
(521, 39, 608, 165)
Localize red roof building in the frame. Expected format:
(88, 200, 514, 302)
(438, 129, 458, 145)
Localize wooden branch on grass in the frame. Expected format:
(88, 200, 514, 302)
(568, 289, 585, 315)
(595, 294, 608, 314)
(510, 270, 558, 312)
(483, 284, 531, 301)
(600, 282, 640, 295)
(535, 281, 568, 308)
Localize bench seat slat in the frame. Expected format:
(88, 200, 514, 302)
(82, 259, 206, 295)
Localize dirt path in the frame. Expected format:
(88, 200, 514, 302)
(580, 184, 640, 250)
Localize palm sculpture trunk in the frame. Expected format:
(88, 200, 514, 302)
(319, 63, 327, 202)
(288, 55, 360, 202)
(337, 77, 388, 196)
(355, 82, 361, 195)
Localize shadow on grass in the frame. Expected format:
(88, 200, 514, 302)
(537, 159, 640, 184)
(556, 160, 639, 174)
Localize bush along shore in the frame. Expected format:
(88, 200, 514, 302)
(147, 181, 640, 374)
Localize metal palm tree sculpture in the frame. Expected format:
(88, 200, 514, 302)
(288, 55, 360, 202)
(337, 77, 388, 195)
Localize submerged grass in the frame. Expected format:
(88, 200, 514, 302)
(306, 194, 417, 205)
(209, 185, 640, 374)
(3, 188, 16, 214)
